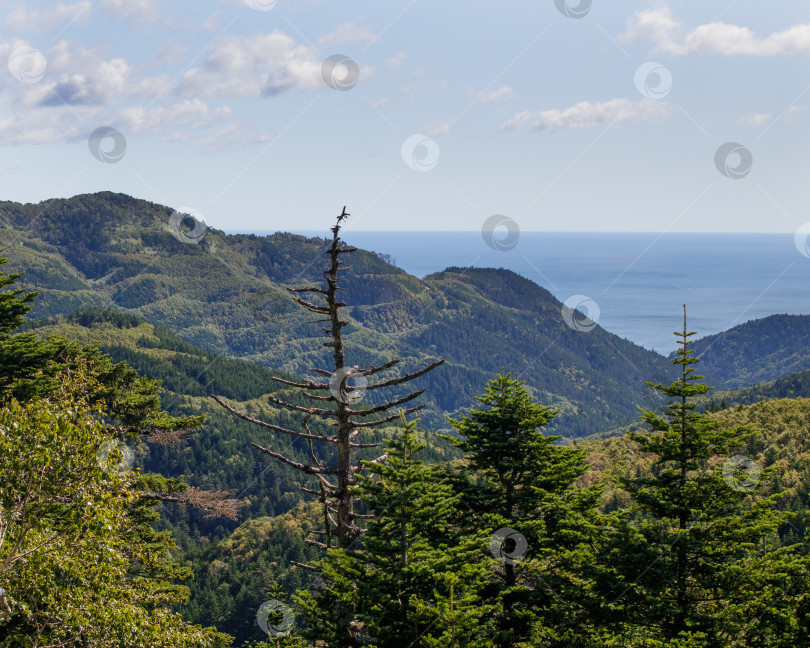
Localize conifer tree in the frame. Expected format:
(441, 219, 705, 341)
(445, 371, 601, 647)
(297, 412, 489, 647)
(0, 255, 36, 334)
(0, 255, 58, 399)
(603, 306, 810, 646)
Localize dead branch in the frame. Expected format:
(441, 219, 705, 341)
(351, 405, 425, 428)
(363, 359, 446, 390)
(250, 442, 338, 475)
(211, 395, 336, 442)
(347, 390, 424, 416)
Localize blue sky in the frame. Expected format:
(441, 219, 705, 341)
(0, 0, 808, 233)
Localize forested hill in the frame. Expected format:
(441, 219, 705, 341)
(685, 314, 810, 388)
(0, 191, 676, 436)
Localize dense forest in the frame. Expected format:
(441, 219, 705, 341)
(2, 208, 810, 646)
(0, 192, 683, 438)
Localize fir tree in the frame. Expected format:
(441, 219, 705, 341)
(0, 255, 59, 399)
(444, 371, 602, 647)
(0, 255, 36, 335)
(603, 306, 810, 646)
(298, 412, 489, 647)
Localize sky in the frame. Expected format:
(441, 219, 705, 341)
(0, 0, 808, 233)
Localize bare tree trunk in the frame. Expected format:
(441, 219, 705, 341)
(213, 207, 444, 552)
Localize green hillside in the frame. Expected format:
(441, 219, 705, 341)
(24, 309, 460, 545)
(579, 397, 810, 528)
(685, 314, 810, 388)
(1, 191, 675, 437)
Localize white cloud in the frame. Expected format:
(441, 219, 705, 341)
(424, 119, 453, 138)
(680, 22, 810, 56)
(740, 105, 804, 128)
(176, 31, 322, 98)
(41, 40, 112, 76)
(501, 98, 670, 132)
(40, 58, 130, 106)
(0, 104, 94, 145)
(112, 99, 232, 135)
(739, 113, 772, 128)
(0, 97, 235, 146)
(318, 23, 377, 47)
(100, 0, 162, 24)
(621, 6, 810, 56)
(620, 7, 681, 47)
(5, 1, 91, 33)
(0, 25, 383, 149)
(6, 41, 169, 108)
(479, 85, 516, 104)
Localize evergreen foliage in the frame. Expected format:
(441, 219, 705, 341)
(600, 308, 810, 645)
(297, 412, 490, 647)
(444, 371, 603, 647)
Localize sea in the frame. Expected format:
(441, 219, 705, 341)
(227, 231, 810, 356)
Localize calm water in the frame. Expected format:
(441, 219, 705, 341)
(228, 231, 810, 355)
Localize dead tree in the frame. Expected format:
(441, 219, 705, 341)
(212, 207, 444, 551)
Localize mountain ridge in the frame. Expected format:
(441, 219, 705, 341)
(0, 191, 686, 436)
